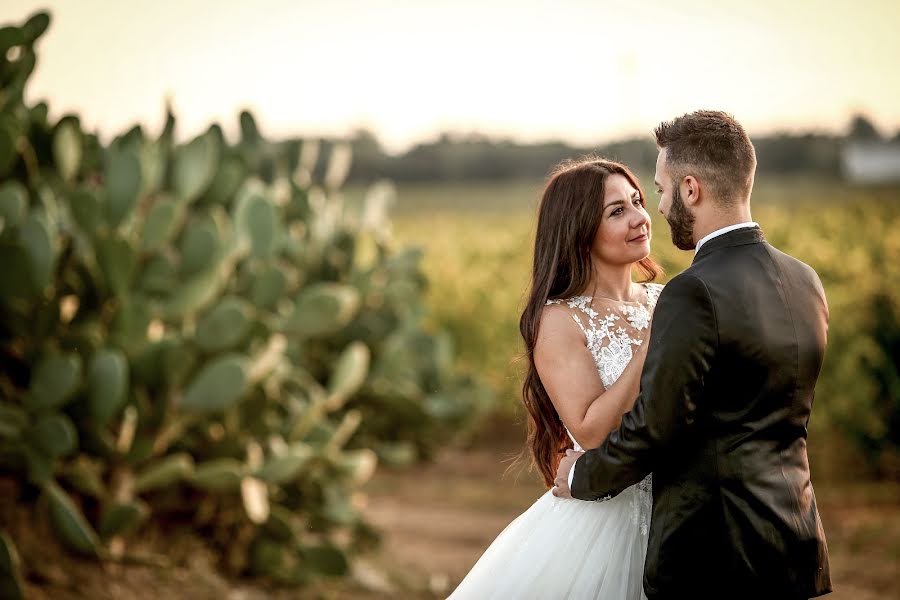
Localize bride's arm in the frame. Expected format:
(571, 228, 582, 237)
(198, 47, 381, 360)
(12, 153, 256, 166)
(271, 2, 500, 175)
(577, 340, 648, 448)
(535, 306, 649, 449)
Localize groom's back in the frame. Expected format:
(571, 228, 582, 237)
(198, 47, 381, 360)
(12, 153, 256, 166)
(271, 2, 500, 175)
(651, 228, 832, 598)
(698, 233, 828, 443)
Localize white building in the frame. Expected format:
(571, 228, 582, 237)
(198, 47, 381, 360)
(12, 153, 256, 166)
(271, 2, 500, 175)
(842, 141, 900, 183)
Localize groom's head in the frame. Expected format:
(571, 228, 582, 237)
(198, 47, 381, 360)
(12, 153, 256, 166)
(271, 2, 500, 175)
(653, 111, 756, 250)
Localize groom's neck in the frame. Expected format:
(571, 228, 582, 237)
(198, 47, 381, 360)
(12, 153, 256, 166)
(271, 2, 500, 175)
(692, 205, 753, 245)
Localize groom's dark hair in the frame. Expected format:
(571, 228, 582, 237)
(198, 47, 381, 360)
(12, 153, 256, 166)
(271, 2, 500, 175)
(654, 110, 756, 206)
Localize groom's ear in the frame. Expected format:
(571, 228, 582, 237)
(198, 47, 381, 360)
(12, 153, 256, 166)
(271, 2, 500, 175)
(682, 175, 702, 207)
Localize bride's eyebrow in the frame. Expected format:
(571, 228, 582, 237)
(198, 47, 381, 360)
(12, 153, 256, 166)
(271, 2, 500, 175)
(603, 191, 641, 210)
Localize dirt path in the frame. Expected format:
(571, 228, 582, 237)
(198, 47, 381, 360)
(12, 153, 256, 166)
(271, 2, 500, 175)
(356, 446, 545, 597)
(11, 442, 900, 599)
(352, 445, 900, 600)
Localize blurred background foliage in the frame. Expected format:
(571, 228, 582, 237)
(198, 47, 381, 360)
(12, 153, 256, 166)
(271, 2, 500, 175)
(1, 7, 899, 599)
(336, 114, 895, 184)
(378, 179, 900, 481)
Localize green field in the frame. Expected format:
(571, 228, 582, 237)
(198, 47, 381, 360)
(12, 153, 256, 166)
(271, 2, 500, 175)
(358, 176, 900, 481)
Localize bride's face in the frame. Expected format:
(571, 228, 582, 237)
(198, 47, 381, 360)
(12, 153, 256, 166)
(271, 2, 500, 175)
(592, 173, 651, 266)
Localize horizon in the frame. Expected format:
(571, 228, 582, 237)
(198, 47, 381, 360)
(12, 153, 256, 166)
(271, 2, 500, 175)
(309, 115, 894, 155)
(4, 0, 900, 153)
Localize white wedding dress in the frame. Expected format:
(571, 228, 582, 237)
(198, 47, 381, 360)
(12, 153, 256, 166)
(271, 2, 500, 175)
(448, 283, 663, 600)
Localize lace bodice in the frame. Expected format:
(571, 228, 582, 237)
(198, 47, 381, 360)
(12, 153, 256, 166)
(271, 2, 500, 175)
(547, 281, 663, 532)
(547, 282, 662, 396)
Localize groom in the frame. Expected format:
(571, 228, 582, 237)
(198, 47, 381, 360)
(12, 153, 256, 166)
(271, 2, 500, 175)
(553, 111, 832, 599)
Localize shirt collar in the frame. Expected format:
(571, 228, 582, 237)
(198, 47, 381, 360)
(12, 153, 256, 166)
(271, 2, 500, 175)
(695, 222, 759, 254)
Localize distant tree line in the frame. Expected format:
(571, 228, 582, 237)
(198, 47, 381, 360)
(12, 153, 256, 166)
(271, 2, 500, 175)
(284, 114, 898, 184)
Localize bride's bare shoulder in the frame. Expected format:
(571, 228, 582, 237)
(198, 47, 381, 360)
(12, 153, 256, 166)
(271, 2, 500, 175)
(536, 301, 584, 348)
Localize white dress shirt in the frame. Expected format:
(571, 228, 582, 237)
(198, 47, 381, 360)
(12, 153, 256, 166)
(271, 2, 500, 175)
(566, 221, 759, 490)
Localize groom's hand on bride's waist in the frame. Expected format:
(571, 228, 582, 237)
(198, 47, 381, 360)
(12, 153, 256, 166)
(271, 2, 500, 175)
(552, 449, 584, 499)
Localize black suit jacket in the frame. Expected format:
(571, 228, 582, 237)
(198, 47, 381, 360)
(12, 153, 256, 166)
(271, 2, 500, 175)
(571, 227, 832, 599)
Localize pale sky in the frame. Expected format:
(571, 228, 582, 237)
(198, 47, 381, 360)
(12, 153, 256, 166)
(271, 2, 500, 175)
(4, 0, 900, 153)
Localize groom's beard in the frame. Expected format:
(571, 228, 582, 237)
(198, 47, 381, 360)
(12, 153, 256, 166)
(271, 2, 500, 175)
(666, 186, 696, 250)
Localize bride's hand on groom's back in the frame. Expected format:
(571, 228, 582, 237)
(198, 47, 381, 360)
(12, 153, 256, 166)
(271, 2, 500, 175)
(552, 449, 584, 499)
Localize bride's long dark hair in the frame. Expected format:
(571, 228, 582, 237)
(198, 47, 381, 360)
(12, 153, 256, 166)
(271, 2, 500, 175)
(519, 157, 661, 487)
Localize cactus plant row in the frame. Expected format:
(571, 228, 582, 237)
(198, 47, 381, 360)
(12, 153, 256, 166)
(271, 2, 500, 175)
(0, 10, 490, 593)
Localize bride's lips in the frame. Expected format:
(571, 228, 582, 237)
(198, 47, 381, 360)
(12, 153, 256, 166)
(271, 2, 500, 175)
(628, 233, 649, 242)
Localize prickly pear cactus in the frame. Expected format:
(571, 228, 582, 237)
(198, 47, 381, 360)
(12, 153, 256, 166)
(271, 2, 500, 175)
(0, 10, 490, 590)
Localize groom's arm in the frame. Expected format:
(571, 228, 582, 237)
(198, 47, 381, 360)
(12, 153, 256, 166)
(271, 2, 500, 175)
(569, 273, 718, 501)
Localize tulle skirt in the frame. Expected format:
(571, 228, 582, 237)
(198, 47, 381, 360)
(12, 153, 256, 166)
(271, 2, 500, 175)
(447, 483, 650, 599)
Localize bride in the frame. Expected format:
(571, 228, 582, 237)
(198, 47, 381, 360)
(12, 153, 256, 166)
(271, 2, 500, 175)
(448, 157, 663, 599)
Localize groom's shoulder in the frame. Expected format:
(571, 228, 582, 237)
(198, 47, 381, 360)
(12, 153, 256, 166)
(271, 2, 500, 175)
(657, 270, 712, 305)
(765, 241, 821, 275)
(757, 241, 826, 296)
(686, 240, 826, 300)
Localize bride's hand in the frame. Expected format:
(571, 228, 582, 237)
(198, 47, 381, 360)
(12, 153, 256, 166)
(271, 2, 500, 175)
(552, 449, 584, 499)
(641, 319, 653, 349)
(636, 336, 651, 361)
(627, 328, 652, 388)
